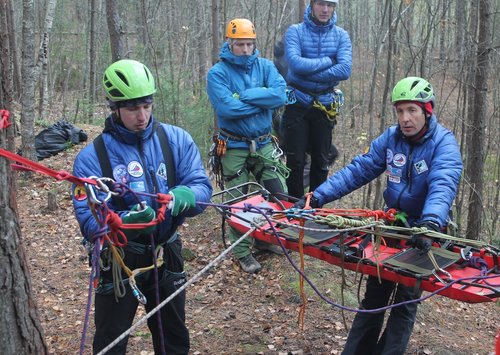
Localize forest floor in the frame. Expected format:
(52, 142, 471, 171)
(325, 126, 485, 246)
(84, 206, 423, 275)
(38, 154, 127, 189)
(16, 123, 499, 355)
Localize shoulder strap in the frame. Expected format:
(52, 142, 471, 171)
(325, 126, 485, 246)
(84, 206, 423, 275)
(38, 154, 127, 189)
(93, 134, 128, 210)
(154, 122, 176, 187)
(93, 125, 177, 208)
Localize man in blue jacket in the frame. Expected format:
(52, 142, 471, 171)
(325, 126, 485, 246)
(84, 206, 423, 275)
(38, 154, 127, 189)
(283, 0, 352, 198)
(296, 77, 463, 354)
(207, 18, 288, 273)
(72, 59, 212, 354)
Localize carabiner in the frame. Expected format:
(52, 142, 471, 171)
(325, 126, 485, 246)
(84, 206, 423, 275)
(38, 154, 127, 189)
(85, 176, 113, 205)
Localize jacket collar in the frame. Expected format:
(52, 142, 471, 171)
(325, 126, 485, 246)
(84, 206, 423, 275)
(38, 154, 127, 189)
(398, 115, 438, 145)
(103, 114, 156, 145)
(219, 42, 259, 69)
(304, 4, 337, 31)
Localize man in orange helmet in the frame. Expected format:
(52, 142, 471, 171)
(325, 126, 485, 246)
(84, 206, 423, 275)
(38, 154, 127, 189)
(207, 18, 288, 273)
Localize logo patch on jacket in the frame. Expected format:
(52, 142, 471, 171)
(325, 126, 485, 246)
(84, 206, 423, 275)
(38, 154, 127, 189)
(113, 164, 128, 183)
(393, 153, 407, 167)
(386, 166, 402, 177)
(157, 163, 168, 181)
(386, 149, 394, 164)
(73, 185, 87, 201)
(129, 181, 146, 192)
(414, 160, 428, 174)
(127, 161, 144, 177)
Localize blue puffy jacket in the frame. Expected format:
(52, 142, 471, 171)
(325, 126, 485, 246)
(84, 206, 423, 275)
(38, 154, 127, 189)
(72, 115, 212, 241)
(314, 116, 463, 227)
(206, 42, 287, 149)
(286, 6, 352, 107)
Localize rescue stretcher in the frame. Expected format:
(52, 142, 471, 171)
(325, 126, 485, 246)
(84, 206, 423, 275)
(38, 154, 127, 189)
(212, 183, 500, 304)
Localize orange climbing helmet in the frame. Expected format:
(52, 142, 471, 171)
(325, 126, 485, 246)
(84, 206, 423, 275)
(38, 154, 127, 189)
(225, 18, 256, 39)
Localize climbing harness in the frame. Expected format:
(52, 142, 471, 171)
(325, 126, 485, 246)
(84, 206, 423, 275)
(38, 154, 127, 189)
(312, 88, 345, 123)
(208, 134, 227, 190)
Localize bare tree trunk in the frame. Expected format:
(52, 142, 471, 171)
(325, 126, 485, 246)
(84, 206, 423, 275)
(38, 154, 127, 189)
(6, 0, 21, 99)
(20, 0, 37, 162)
(105, 0, 124, 61)
(298, 0, 305, 23)
(454, 0, 466, 72)
(0, 133, 48, 354)
(465, 0, 492, 240)
(363, 0, 390, 207)
(211, 0, 220, 66)
(87, 0, 98, 123)
(195, 4, 206, 96)
(1, 8, 47, 352)
(36, 0, 57, 121)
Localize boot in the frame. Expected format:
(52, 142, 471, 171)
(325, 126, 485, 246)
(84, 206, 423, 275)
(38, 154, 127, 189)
(238, 254, 262, 273)
(254, 240, 285, 255)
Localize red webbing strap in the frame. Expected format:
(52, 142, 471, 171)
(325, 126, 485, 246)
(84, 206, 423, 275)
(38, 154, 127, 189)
(0, 147, 97, 185)
(0, 109, 12, 129)
(314, 208, 397, 222)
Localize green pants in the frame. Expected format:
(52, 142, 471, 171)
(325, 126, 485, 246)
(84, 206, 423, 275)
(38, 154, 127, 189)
(222, 142, 287, 258)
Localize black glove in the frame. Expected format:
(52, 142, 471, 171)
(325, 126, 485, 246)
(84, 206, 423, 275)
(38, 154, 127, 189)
(410, 220, 440, 253)
(293, 195, 320, 209)
(416, 220, 441, 232)
(410, 235, 433, 253)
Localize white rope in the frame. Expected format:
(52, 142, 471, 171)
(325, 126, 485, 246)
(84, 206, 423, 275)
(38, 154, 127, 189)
(96, 226, 257, 355)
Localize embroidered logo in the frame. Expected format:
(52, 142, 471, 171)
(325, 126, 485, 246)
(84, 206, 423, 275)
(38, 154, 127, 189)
(73, 185, 87, 201)
(386, 166, 402, 177)
(386, 149, 394, 164)
(393, 153, 407, 167)
(157, 163, 168, 181)
(388, 175, 401, 183)
(127, 161, 144, 178)
(414, 160, 429, 174)
(113, 164, 128, 184)
(129, 181, 146, 192)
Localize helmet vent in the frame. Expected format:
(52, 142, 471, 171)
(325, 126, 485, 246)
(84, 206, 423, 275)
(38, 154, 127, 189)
(109, 88, 124, 98)
(116, 71, 129, 87)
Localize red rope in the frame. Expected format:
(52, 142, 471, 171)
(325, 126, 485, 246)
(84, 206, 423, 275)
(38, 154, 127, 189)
(106, 211, 128, 247)
(0, 109, 12, 130)
(314, 207, 396, 222)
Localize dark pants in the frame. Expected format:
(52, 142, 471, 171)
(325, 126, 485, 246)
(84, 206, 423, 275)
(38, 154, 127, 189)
(282, 104, 335, 198)
(93, 239, 189, 355)
(342, 276, 421, 355)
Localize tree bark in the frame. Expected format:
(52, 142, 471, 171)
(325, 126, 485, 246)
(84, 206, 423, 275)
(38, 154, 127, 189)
(211, 0, 220, 66)
(105, 0, 124, 61)
(6, 0, 21, 99)
(36, 0, 57, 121)
(87, 0, 98, 123)
(20, 0, 37, 162)
(465, 0, 492, 240)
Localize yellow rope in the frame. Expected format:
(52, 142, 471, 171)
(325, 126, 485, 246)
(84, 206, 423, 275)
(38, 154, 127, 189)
(312, 100, 341, 122)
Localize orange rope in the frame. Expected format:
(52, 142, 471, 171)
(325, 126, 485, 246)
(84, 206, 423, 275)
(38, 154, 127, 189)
(297, 193, 312, 330)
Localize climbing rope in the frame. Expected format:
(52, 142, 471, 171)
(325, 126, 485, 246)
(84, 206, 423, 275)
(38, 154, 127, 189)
(96, 226, 258, 355)
(0, 135, 497, 352)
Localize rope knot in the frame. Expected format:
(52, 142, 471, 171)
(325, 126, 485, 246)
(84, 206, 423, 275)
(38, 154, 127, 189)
(107, 210, 123, 230)
(468, 256, 488, 271)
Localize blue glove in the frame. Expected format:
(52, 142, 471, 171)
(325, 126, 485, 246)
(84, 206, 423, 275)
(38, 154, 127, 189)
(122, 203, 156, 235)
(169, 186, 196, 217)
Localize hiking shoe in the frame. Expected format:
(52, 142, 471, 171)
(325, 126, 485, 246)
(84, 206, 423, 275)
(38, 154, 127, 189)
(254, 240, 285, 255)
(238, 254, 262, 274)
